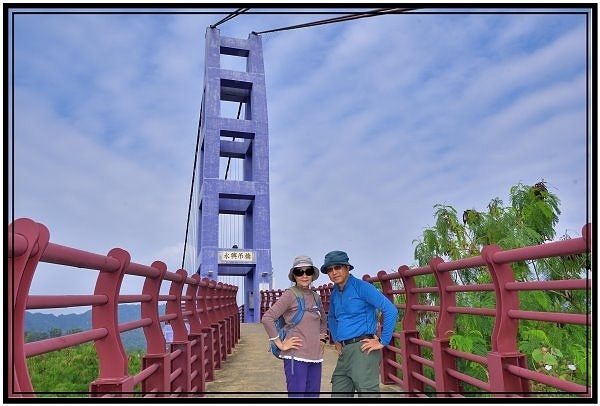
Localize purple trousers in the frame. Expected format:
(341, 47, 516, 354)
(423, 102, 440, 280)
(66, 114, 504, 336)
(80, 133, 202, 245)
(283, 358, 322, 397)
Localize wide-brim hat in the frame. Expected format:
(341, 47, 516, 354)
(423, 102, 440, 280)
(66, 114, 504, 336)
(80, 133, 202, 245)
(288, 255, 320, 282)
(320, 250, 354, 274)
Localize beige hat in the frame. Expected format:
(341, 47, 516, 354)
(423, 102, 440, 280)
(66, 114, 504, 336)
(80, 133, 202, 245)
(288, 255, 319, 282)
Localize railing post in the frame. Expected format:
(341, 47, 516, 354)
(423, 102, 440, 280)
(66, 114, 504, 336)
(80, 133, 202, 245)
(141, 261, 169, 353)
(226, 285, 236, 349)
(201, 327, 216, 382)
(322, 283, 333, 314)
(376, 270, 398, 385)
(317, 284, 333, 343)
(230, 285, 240, 343)
(430, 257, 461, 395)
(141, 261, 170, 394)
(200, 278, 222, 370)
(432, 338, 461, 394)
(187, 332, 206, 394)
(167, 269, 192, 394)
(89, 376, 135, 397)
(400, 330, 424, 394)
(141, 353, 171, 395)
(216, 282, 232, 356)
(170, 341, 193, 395)
(185, 274, 207, 393)
(90, 247, 134, 396)
(482, 244, 530, 395)
(8, 218, 50, 397)
(260, 289, 267, 320)
(209, 280, 227, 363)
(487, 352, 530, 394)
(398, 265, 424, 395)
(193, 277, 216, 382)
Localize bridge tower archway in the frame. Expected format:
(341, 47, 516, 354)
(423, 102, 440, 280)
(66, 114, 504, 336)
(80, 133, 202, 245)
(193, 28, 272, 322)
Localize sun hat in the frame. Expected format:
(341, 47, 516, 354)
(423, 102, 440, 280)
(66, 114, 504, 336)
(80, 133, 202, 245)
(288, 255, 320, 282)
(320, 250, 354, 274)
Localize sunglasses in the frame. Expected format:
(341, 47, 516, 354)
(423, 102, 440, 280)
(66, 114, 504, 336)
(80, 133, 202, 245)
(292, 267, 315, 277)
(326, 264, 345, 273)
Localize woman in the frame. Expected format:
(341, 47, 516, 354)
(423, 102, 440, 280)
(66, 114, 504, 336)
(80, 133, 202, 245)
(261, 255, 328, 397)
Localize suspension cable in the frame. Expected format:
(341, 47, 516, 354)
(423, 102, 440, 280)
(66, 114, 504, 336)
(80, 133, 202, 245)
(182, 101, 203, 270)
(252, 8, 416, 35)
(210, 8, 250, 29)
(224, 102, 243, 180)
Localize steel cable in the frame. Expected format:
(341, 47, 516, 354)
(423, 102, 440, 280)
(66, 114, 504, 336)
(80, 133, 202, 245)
(210, 8, 250, 28)
(252, 8, 417, 35)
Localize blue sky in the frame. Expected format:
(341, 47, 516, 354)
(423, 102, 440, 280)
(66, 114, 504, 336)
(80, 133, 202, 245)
(7, 6, 593, 314)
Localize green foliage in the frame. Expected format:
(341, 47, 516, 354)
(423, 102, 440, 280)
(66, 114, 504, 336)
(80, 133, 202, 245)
(47, 327, 63, 338)
(413, 182, 563, 269)
(25, 331, 50, 343)
(519, 322, 591, 387)
(449, 330, 485, 353)
(28, 343, 98, 396)
(26, 341, 145, 396)
(410, 181, 591, 394)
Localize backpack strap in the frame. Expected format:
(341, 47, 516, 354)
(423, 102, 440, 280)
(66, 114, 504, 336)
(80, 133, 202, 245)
(287, 286, 305, 327)
(287, 286, 322, 327)
(311, 290, 322, 310)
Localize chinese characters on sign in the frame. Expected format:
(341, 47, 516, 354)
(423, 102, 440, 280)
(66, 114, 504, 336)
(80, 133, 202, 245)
(218, 250, 255, 262)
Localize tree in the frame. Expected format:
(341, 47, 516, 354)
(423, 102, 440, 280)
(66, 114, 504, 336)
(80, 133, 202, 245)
(410, 181, 590, 391)
(26, 343, 144, 396)
(413, 181, 564, 282)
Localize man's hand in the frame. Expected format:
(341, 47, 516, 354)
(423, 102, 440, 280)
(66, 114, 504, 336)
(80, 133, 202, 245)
(360, 335, 383, 354)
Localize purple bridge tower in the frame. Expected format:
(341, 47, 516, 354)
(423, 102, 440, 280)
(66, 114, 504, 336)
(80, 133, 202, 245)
(188, 28, 272, 323)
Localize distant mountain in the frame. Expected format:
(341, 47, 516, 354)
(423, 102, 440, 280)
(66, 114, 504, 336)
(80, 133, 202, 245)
(25, 311, 91, 333)
(24, 304, 166, 352)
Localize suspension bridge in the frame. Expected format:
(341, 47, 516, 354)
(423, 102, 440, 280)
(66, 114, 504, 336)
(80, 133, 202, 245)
(7, 8, 594, 400)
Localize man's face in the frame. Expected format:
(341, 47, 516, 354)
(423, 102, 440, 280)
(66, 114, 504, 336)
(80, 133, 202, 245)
(326, 264, 350, 286)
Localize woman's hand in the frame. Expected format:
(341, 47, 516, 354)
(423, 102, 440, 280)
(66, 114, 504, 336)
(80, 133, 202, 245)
(334, 342, 342, 355)
(277, 336, 303, 351)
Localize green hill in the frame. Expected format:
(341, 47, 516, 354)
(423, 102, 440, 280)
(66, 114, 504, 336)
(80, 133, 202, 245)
(24, 304, 166, 352)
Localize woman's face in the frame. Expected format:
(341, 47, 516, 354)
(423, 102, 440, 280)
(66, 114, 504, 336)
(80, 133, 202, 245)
(292, 267, 315, 289)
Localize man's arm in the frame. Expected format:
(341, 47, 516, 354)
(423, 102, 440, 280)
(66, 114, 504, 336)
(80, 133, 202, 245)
(364, 283, 399, 346)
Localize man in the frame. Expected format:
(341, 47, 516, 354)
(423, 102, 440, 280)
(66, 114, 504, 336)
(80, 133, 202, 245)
(321, 250, 399, 397)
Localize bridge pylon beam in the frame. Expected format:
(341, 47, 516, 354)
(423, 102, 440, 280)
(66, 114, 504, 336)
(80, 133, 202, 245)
(195, 28, 272, 322)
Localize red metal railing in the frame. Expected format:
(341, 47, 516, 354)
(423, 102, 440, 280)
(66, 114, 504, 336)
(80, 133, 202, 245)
(8, 217, 239, 398)
(261, 223, 593, 398)
(8, 218, 593, 398)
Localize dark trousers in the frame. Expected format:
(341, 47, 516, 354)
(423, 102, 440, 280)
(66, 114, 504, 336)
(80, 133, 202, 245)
(331, 342, 381, 397)
(283, 358, 322, 397)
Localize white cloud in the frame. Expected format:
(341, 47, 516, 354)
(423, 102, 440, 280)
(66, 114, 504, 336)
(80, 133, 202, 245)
(7, 7, 592, 313)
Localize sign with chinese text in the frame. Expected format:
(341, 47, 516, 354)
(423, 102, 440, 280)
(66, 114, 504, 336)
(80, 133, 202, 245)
(218, 250, 255, 263)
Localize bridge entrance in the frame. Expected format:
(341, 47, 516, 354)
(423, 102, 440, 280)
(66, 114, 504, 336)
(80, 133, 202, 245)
(189, 28, 272, 322)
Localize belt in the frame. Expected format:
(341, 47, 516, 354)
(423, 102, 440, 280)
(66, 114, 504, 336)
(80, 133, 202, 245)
(340, 334, 374, 346)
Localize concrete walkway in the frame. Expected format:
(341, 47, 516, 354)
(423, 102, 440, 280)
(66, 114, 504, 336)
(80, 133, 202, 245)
(203, 323, 404, 398)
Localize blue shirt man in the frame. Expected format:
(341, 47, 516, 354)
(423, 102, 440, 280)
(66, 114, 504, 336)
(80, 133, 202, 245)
(321, 250, 399, 397)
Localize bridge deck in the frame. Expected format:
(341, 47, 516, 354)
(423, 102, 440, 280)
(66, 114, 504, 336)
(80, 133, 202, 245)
(203, 322, 404, 398)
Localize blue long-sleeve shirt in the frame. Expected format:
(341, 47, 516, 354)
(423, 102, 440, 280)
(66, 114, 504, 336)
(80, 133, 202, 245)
(327, 274, 399, 346)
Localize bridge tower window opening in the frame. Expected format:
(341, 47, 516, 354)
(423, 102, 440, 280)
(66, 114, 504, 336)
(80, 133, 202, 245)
(220, 79, 252, 120)
(219, 213, 244, 250)
(220, 45, 249, 70)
